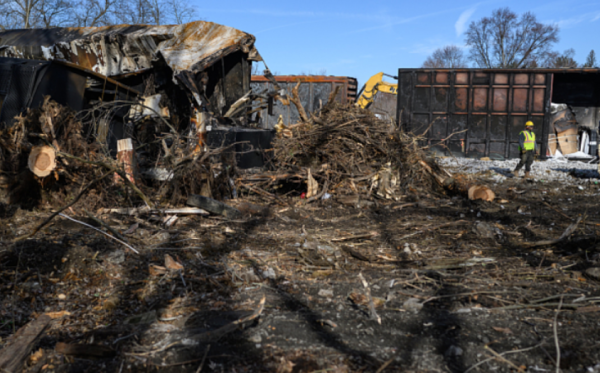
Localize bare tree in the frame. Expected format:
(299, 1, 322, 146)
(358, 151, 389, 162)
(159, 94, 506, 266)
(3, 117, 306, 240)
(584, 50, 597, 68)
(422, 45, 468, 68)
(74, 0, 116, 26)
(465, 8, 559, 68)
(38, 0, 73, 27)
(167, 0, 195, 24)
(6, 0, 43, 28)
(0, 0, 195, 29)
(545, 49, 579, 68)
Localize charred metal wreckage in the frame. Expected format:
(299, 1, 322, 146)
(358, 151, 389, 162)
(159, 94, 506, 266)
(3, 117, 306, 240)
(0, 21, 285, 168)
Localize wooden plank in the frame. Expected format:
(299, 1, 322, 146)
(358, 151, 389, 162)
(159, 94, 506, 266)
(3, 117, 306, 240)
(0, 315, 51, 373)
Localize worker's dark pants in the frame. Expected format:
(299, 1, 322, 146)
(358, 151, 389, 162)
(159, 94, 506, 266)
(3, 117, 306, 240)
(514, 151, 534, 172)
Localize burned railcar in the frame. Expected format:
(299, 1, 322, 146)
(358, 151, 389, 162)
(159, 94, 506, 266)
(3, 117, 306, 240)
(397, 68, 600, 159)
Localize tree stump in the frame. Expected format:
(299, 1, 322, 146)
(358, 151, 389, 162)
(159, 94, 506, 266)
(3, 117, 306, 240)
(28, 146, 56, 178)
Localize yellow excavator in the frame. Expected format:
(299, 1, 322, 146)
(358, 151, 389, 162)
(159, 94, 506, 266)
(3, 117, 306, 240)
(355, 72, 398, 120)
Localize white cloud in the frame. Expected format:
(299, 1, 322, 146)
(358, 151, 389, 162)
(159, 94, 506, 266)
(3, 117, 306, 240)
(455, 7, 476, 36)
(592, 12, 600, 21)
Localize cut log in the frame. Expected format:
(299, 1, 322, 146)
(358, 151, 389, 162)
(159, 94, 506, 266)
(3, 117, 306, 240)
(28, 146, 56, 177)
(467, 185, 496, 202)
(187, 194, 242, 219)
(114, 138, 136, 185)
(0, 315, 51, 373)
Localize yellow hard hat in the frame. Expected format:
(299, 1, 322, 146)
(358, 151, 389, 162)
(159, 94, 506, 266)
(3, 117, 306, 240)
(525, 121, 534, 127)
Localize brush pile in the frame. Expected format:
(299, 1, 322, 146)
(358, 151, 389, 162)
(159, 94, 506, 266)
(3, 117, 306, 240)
(0, 97, 236, 209)
(238, 102, 450, 201)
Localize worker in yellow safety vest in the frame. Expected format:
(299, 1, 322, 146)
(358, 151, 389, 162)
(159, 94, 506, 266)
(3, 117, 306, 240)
(513, 121, 536, 178)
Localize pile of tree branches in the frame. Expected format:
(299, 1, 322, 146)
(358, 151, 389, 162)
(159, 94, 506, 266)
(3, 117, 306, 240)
(239, 98, 448, 202)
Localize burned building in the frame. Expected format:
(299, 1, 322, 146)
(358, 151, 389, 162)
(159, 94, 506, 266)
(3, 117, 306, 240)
(397, 68, 600, 159)
(0, 21, 281, 167)
(0, 21, 262, 118)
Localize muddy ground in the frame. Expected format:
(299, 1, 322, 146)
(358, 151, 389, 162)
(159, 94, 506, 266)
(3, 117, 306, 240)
(1, 162, 600, 373)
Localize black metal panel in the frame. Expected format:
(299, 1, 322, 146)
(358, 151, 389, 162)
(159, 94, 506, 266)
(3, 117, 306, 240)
(207, 128, 275, 169)
(0, 59, 47, 127)
(397, 68, 556, 159)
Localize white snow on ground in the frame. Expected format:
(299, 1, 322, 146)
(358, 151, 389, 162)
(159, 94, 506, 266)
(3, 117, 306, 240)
(436, 156, 600, 188)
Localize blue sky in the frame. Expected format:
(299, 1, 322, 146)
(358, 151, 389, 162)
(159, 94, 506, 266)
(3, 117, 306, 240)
(195, 1, 600, 88)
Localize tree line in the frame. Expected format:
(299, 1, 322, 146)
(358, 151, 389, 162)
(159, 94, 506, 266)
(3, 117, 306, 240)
(0, 0, 197, 29)
(423, 8, 597, 69)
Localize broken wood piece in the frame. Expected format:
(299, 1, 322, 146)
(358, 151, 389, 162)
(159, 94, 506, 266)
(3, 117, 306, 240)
(341, 245, 372, 262)
(55, 342, 115, 358)
(28, 146, 56, 178)
(99, 207, 208, 216)
(187, 194, 241, 219)
(331, 232, 378, 242)
(115, 138, 136, 185)
(306, 169, 318, 199)
(523, 217, 581, 248)
(467, 185, 496, 202)
(290, 80, 309, 123)
(165, 254, 184, 271)
(0, 314, 51, 373)
(358, 273, 381, 325)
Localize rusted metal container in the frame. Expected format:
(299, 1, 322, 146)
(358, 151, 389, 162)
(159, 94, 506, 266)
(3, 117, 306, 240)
(251, 75, 357, 128)
(397, 68, 600, 159)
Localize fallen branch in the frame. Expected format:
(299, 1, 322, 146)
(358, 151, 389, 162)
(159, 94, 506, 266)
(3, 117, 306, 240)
(84, 208, 129, 243)
(58, 213, 139, 254)
(14, 171, 112, 243)
(0, 315, 51, 373)
(524, 217, 581, 248)
(290, 80, 309, 123)
(554, 295, 564, 373)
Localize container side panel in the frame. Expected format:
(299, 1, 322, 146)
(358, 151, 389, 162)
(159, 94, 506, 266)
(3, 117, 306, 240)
(490, 116, 507, 141)
(490, 142, 506, 158)
(312, 83, 331, 115)
(414, 88, 429, 112)
(493, 89, 508, 112)
(469, 115, 487, 139)
(511, 116, 526, 140)
(513, 89, 528, 112)
(454, 88, 468, 111)
(534, 74, 545, 84)
(435, 72, 448, 84)
(473, 72, 490, 84)
(514, 74, 529, 84)
(473, 88, 488, 111)
(433, 88, 448, 112)
(456, 73, 468, 84)
(417, 73, 430, 84)
(494, 74, 508, 84)
(533, 88, 545, 112)
(412, 114, 430, 136)
(432, 117, 447, 139)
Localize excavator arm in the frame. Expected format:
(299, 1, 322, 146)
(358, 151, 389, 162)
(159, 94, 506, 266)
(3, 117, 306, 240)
(355, 72, 398, 109)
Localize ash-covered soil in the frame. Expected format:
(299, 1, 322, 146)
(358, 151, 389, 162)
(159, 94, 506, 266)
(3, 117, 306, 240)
(1, 162, 600, 373)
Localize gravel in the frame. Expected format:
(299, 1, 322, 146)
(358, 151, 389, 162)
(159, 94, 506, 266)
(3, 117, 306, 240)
(437, 156, 600, 187)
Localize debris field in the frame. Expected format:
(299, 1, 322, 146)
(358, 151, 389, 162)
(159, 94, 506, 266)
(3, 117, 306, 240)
(0, 98, 600, 373)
